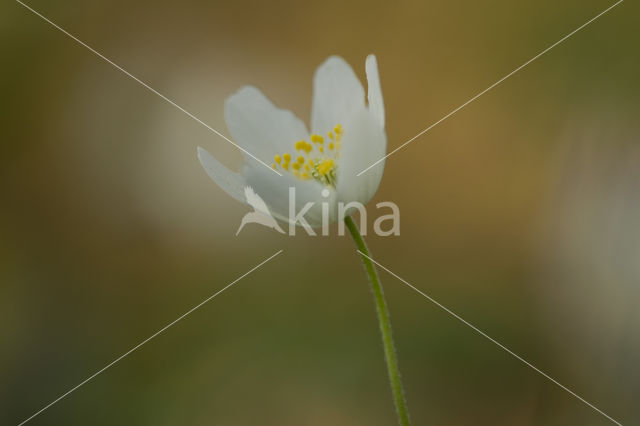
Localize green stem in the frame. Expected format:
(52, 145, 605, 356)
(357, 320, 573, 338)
(344, 215, 412, 426)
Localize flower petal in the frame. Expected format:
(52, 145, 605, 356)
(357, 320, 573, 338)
(225, 86, 309, 165)
(197, 146, 246, 203)
(311, 56, 365, 134)
(366, 54, 385, 129)
(243, 164, 338, 228)
(336, 109, 386, 206)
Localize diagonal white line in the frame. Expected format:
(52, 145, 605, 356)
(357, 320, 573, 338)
(15, 0, 282, 176)
(357, 0, 624, 176)
(17, 249, 284, 426)
(356, 249, 623, 425)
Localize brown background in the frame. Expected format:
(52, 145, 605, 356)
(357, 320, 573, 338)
(1, 0, 639, 424)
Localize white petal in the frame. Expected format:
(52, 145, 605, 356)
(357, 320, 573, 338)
(243, 164, 338, 228)
(311, 56, 365, 134)
(225, 86, 309, 165)
(197, 146, 246, 203)
(366, 54, 385, 129)
(336, 108, 386, 206)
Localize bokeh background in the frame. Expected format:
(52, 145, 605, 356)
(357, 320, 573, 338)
(2, 0, 639, 424)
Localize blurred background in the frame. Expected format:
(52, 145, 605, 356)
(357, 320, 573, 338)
(1, 0, 638, 424)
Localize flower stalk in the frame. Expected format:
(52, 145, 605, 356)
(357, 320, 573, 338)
(344, 215, 412, 426)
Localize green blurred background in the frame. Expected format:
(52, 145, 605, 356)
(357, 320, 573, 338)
(2, 0, 639, 424)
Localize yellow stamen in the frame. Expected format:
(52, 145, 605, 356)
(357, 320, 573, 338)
(272, 124, 342, 185)
(317, 159, 334, 176)
(303, 142, 312, 153)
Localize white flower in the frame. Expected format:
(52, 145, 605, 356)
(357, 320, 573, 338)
(198, 55, 386, 227)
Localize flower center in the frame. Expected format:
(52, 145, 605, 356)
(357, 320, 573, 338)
(272, 124, 343, 187)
